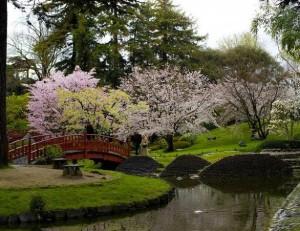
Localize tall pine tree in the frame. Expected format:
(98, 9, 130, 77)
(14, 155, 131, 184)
(97, 0, 139, 86)
(33, 1, 102, 73)
(128, 0, 206, 69)
(33, 0, 139, 86)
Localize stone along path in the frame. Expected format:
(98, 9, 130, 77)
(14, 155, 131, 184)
(260, 149, 300, 231)
(269, 182, 300, 231)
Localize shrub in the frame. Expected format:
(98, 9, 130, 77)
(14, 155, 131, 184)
(150, 138, 167, 150)
(174, 140, 191, 149)
(79, 159, 99, 169)
(180, 133, 198, 145)
(30, 196, 45, 214)
(7, 94, 29, 133)
(293, 133, 300, 140)
(259, 140, 300, 150)
(202, 122, 218, 131)
(45, 145, 63, 159)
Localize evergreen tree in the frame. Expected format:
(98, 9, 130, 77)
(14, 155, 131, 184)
(128, 0, 205, 69)
(97, 0, 139, 86)
(33, 0, 139, 86)
(128, 2, 157, 68)
(33, 1, 102, 74)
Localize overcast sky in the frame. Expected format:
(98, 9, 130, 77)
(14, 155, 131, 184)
(7, 0, 278, 56)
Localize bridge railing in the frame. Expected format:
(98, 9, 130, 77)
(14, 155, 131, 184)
(8, 134, 130, 163)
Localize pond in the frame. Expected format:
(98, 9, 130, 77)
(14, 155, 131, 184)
(5, 175, 297, 231)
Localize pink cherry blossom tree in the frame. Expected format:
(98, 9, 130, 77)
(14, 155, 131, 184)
(28, 66, 98, 135)
(121, 66, 217, 152)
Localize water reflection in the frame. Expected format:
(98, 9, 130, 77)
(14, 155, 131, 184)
(37, 178, 288, 231)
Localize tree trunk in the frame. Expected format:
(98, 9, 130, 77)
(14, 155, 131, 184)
(165, 134, 174, 152)
(0, 0, 8, 166)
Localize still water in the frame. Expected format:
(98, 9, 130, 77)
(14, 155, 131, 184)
(9, 177, 294, 231)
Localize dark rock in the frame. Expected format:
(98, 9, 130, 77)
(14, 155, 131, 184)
(200, 154, 293, 191)
(200, 154, 292, 179)
(159, 193, 169, 204)
(148, 198, 161, 206)
(207, 137, 216, 141)
(134, 201, 147, 210)
(19, 213, 36, 223)
(66, 209, 85, 219)
(112, 204, 130, 214)
(116, 156, 161, 175)
(126, 203, 136, 212)
(8, 215, 20, 225)
(0, 216, 8, 225)
(84, 207, 98, 218)
(40, 211, 55, 222)
(161, 155, 211, 177)
(239, 140, 247, 147)
(96, 206, 113, 216)
(53, 210, 66, 220)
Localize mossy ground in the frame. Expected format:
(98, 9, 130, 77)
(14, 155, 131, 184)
(150, 123, 300, 166)
(0, 169, 171, 216)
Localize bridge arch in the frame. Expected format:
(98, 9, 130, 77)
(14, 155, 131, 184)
(8, 134, 130, 164)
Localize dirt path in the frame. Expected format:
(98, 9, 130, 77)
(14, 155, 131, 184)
(0, 166, 110, 189)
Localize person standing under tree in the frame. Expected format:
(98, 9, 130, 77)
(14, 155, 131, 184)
(85, 122, 95, 140)
(131, 133, 142, 155)
(139, 135, 149, 156)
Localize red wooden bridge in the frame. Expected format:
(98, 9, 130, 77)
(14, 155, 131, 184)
(8, 134, 130, 164)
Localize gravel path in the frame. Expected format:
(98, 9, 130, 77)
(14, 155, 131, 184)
(0, 166, 110, 189)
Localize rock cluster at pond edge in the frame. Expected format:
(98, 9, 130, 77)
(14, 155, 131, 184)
(200, 154, 292, 181)
(116, 156, 162, 176)
(160, 155, 211, 177)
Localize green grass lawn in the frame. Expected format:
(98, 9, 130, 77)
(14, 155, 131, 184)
(150, 123, 300, 166)
(0, 170, 171, 216)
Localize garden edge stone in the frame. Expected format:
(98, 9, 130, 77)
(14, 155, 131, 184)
(0, 187, 175, 226)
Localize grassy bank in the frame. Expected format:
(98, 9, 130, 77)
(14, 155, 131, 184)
(150, 123, 300, 166)
(0, 170, 171, 216)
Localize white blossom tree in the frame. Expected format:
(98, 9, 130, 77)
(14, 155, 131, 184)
(217, 77, 285, 139)
(269, 99, 300, 140)
(121, 66, 217, 152)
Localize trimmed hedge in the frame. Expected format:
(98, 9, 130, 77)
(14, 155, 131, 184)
(116, 156, 161, 175)
(200, 154, 292, 180)
(259, 140, 300, 150)
(161, 155, 211, 177)
(199, 154, 293, 193)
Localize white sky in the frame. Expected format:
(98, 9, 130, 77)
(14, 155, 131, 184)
(7, 0, 279, 56)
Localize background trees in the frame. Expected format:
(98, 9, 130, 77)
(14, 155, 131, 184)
(19, 0, 205, 85)
(217, 45, 285, 139)
(128, 0, 205, 70)
(9, 21, 61, 80)
(30, 0, 140, 85)
(121, 66, 217, 151)
(253, 0, 300, 66)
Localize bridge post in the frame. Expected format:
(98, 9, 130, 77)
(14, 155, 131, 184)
(27, 136, 32, 164)
(84, 133, 87, 159)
